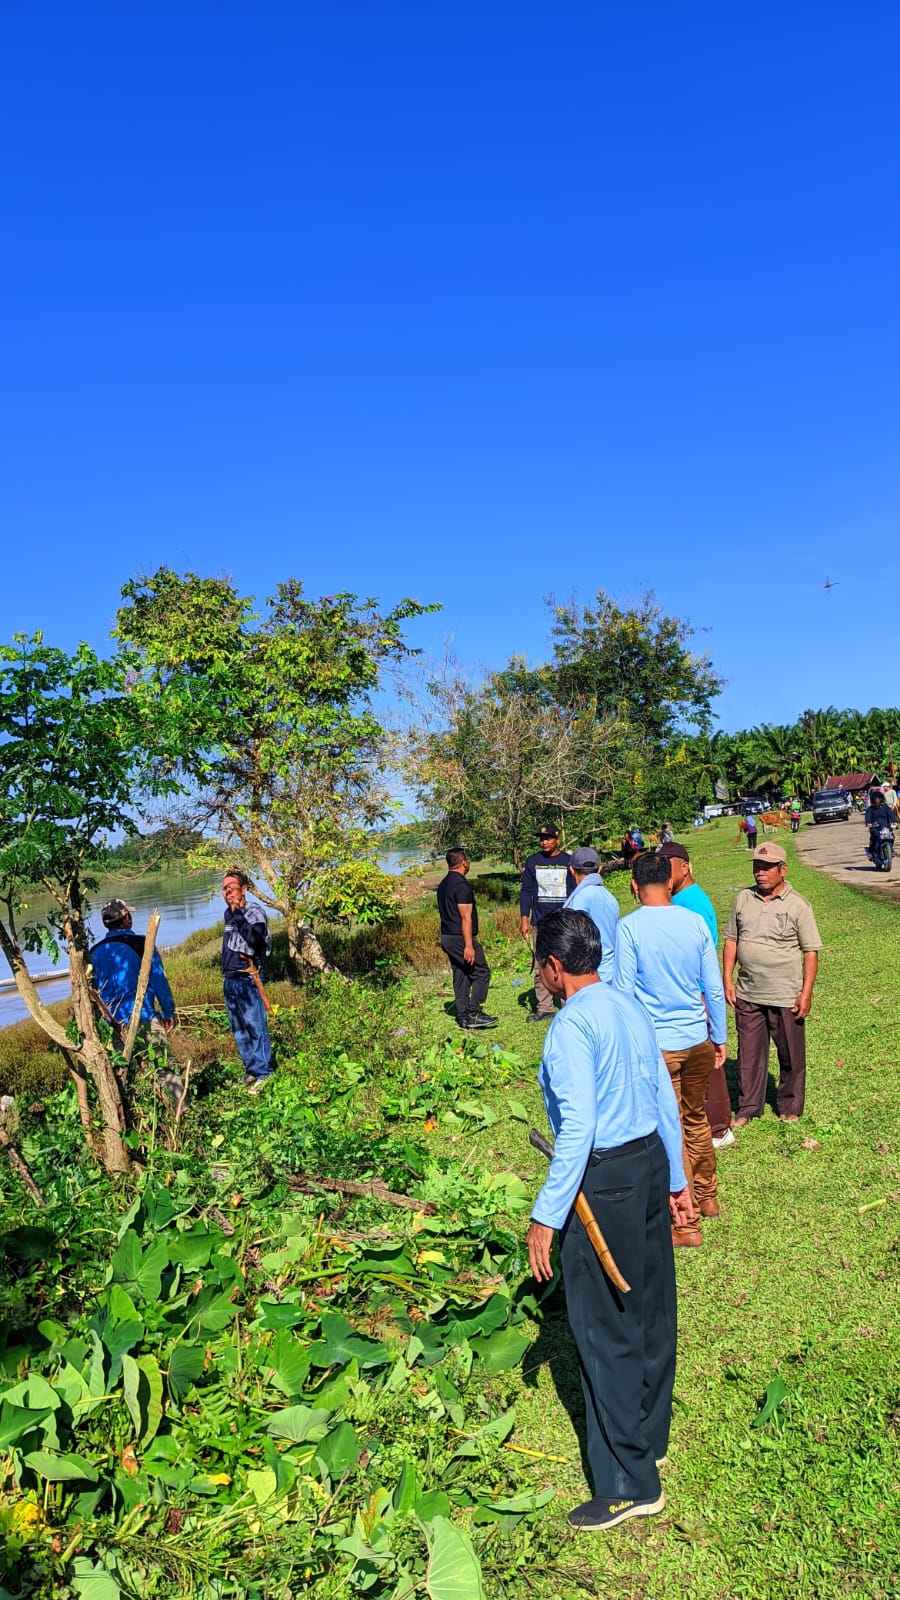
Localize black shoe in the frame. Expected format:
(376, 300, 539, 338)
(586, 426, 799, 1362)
(525, 1011, 554, 1024)
(476, 1011, 498, 1023)
(567, 1492, 665, 1531)
(460, 1014, 497, 1029)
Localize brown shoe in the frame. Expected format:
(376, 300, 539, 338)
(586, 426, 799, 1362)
(698, 1197, 720, 1218)
(672, 1225, 703, 1248)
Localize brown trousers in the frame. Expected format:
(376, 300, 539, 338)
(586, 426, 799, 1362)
(661, 1040, 717, 1205)
(734, 998, 806, 1119)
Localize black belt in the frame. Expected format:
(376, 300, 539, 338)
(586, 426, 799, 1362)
(589, 1132, 660, 1164)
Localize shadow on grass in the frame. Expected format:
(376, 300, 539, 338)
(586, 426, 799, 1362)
(522, 1288, 591, 1489)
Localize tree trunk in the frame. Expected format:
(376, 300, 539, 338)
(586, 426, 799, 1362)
(68, 939, 133, 1174)
(285, 914, 337, 979)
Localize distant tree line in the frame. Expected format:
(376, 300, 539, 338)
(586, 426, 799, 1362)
(681, 707, 900, 803)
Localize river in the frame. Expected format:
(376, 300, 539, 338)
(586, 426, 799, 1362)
(0, 853, 423, 1030)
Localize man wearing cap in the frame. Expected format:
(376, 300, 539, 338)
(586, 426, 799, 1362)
(659, 842, 734, 1151)
(520, 825, 575, 1021)
(563, 848, 619, 983)
(89, 900, 181, 1101)
(723, 843, 822, 1125)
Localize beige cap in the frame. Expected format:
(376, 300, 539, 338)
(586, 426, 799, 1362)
(752, 842, 787, 865)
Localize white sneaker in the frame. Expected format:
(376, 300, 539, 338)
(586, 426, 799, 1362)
(712, 1128, 736, 1150)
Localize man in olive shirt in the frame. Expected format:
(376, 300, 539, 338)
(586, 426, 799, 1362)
(722, 842, 822, 1124)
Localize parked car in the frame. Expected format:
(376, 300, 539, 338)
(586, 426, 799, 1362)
(741, 798, 766, 815)
(812, 789, 851, 823)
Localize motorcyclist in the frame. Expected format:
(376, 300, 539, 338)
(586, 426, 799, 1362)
(789, 801, 801, 833)
(864, 790, 894, 862)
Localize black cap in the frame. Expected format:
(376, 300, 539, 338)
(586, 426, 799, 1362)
(538, 824, 560, 839)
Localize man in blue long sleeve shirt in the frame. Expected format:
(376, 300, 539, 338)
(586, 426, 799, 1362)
(614, 851, 726, 1238)
(563, 846, 619, 982)
(222, 869, 274, 1090)
(89, 898, 182, 1105)
(526, 909, 691, 1533)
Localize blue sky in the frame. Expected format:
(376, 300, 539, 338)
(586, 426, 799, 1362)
(3, 3, 899, 730)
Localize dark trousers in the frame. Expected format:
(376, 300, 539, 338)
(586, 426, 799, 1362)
(223, 976, 274, 1079)
(560, 1133, 676, 1500)
(735, 997, 806, 1118)
(440, 935, 491, 1022)
(705, 1061, 734, 1139)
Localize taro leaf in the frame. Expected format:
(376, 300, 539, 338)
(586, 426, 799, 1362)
(167, 1343, 205, 1401)
(266, 1404, 332, 1444)
(434, 1293, 508, 1350)
(393, 1459, 418, 1515)
(122, 1354, 142, 1439)
(308, 1313, 390, 1370)
(479, 1487, 554, 1514)
(507, 1101, 529, 1122)
(257, 1301, 306, 1330)
(122, 1354, 163, 1444)
(0, 1401, 53, 1449)
(316, 1421, 361, 1480)
(70, 1559, 121, 1600)
(754, 1376, 788, 1428)
(111, 1234, 169, 1304)
(470, 1325, 530, 1374)
(414, 1489, 452, 1523)
(247, 1467, 278, 1504)
(168, 1225, 215, 1272)
(24, 1449, 98, 1482)
(424, 1515, 485, 1600)
(266, 1329, 311, 1397)
(110, 1230, 140, 1284)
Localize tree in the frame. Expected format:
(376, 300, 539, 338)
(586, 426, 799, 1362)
(0, 635, 175, 1174)
(116, 569, 435, 975)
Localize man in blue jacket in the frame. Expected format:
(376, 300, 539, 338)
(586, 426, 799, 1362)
(520, 824, 575, 1021)
(89, 898, 182, 1104)
(526, 910, 692, 1531)
(222, 869, 274, 1092)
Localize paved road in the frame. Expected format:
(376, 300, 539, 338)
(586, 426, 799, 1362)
(794, 816, 900, 902)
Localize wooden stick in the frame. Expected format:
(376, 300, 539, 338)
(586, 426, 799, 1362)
(529, 1128, 631, 1293)
(240, 954, 273, 1015)
(288, 1172, 437, 1215)
(122, 911, 161, 1065)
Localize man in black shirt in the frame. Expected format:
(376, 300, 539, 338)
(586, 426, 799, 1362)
(520, 824, 575, 1021)
(437, 849, 497, 1030)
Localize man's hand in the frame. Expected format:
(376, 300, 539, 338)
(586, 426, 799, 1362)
(669, 1187, 694, 1228)
(163, 1018, 176, 1036)
(713, 1042, 727, 1069)
(527, 1220, 555, 1283)
(723, 977, 736, 1007)
(223, 881, 247, 911)
(463, 942, 475, 965)
(792, 990, 813, 1020)
(520, 916, 531, 943)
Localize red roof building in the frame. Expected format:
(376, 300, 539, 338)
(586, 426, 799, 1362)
(823, 772, 880, 794)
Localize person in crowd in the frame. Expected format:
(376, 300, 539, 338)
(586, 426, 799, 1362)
(520, 824, 575, 1022)
(621, 830, 636, 869)
(526, 910, 692, 1532)
(658, 841, 734, 1151)
(864, 788, 895, 856)
(563, 846, 619, 982)
(437, 849, 497, 1030)
(659, 822, 675, 844)
(743, 813, 758, 852)
(613, 852, 726, 1243)
(722, 842, 822, 1125)
(221, 869, 275, 1091)
(89, 898, 182, 1104)
(880, 779, 898, 819)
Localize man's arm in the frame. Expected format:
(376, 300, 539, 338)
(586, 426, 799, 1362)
(148, 952, 176, 1025)
(793, 951, 818, 1019)
(458, 902, 475, 965)
(722, 937, 738, 1008)
(611, 920, 637, 995)
(519, 859, 535, 940)
(700, 929, 727, 1043)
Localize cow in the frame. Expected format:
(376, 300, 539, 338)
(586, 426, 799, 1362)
(759, 810, 789, 833)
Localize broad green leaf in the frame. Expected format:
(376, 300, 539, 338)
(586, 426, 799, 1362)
(168, 1225, 215, 1271)
(71, 1559, 121, 1600)
(308, 1313, 390, 1370)
(392, 1459, 418, 1514)
(435, 1293, 508, 1350)
(425, 1515, 485, 1600)
(315, 1421, 360, 1480)
(257, 1301, 306, 1330)
(266, 1329, 311, 1396)
(122, 1354, 142, 1438)
(247, 1467, 278, 1504)
(754, 1376, 788, 1428)
(470, 1325, 530, 1373)
(507, 1101, 529, 1122)
(136, 1355, 164, 1445)
(414, 1489, 452, 1523)
(167, 1343, 205, 1400)
(24, 1449, 98, 1483)
(480, 1487, 554, 1513)
(266, 1404, 332, 1444)
(0, 1401, 52, 1448)
(110, 1230, 140, 1284)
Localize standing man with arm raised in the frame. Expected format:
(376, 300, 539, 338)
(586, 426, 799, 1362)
(437, 849, 497, 1031)
(221, 869, 275, 1093)
(520, 824, 575, 1022)
(723, 842, 822, 1125)
(526, 909, 692, 1532)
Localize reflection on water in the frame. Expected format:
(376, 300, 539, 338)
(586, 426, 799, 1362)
(0, 853, 425, 1029)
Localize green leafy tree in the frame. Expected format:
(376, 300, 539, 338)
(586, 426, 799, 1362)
(0, 635, 176, 1173)
(116, 569, 435, 975)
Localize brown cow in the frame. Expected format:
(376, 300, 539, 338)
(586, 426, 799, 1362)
(759, 810, 789, 833)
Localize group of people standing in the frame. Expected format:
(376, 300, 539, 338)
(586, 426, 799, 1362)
(438, 823, 822, 1532)
(89, 869, 276, 1096)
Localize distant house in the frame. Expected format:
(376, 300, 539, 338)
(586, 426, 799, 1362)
(823, 771, 881, 796)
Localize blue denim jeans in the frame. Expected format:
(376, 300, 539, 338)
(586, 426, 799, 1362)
(223, 976, 274, 1080)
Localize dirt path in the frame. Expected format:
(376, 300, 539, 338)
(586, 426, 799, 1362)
(793, 816, 900, 903)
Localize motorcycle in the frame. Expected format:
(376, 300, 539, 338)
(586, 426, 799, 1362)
(868, 823, 894, 872)
(789, 809, 801, 833)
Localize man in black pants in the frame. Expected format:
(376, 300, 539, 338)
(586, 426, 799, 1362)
(526, 910, 691, 1531)
(437, 849, 497, 1030)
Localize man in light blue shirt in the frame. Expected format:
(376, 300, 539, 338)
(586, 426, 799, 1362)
(614, 851, 726, 1239)
(563, 846, 619, 982)
(658, 840, 734, 1150)
(526, 909, 692, 1534)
